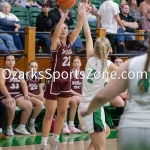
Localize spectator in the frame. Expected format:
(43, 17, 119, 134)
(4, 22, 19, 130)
(0, 102, 7, 140)
(114, 58, 124, 67)
(0, 54, 32, 136)
(25, 60, 45, 134)
(13, 0, 41, 8)
(97, 0, 125, 52)
(49, 1, 84, 52)
(36, 3, 52, 53)
(0, 2, 24, 50)
(129, 0, 141, 22)
(0, 30, 24, 54)
(139, 0, 150, 16)
(37, 0, 53, 8)
(139, 8, 150, 40)
(119, 0, 127, 12)
(79, 0, 98, 23)
(117, 4, 138, 53)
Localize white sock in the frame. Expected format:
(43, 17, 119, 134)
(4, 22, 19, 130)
(41, 137, 48, 143)
(7, 125, 12, 129)
(53, 133, 59, 141)
(69, 121, 74, 126)
(0, 128, 2, 132)
(64, 122, 67, 126)
(19, 124, 25, 128)
(30, 118, 35, 124)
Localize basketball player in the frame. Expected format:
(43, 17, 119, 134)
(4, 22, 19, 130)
(40, 5, 83, 150)
(62, 56, 84, 134)
(80, 38, 150, 150)
(0, 54, 32, 136)
(77, 5, 117, 150)
(25, 60, 45, 134)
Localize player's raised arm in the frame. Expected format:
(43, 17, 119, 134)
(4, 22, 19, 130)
(69, 4, 83, 45)
(50, 8, 69, 51)
(78, 4, 94, 60)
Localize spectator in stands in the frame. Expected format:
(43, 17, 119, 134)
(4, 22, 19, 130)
(49, 0, 84, 52)
(25, 60, 45, 134)
(0, 54, 32, 136)
(0, 102, 7, 140)
(114, 57, 124, 66)
(0, 2, 24, 50)
(97, 0, 125, 52)
(139, 0, 150, 16)
(79, 0, 98, 23)
(129, 0, 141, 22)
(37, 0, 53, 8)
(14, 0, 41, 8)
(119, 0, 127, 12)
(36, 3, 52, 53)
(140, 8, 150, 40)
(0, 30, 24, 54)
(117, 4, 138, 53)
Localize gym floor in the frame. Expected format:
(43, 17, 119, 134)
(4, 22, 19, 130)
(0, 132, 117, 150)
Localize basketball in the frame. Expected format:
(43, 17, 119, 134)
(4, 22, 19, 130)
(57, 0, 76, 9)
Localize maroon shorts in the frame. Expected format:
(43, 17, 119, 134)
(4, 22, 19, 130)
(44, 79, 71, 100)
(0, 93, 23, 101)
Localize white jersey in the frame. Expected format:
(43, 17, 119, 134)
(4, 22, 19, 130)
(119, 54, 150, 129)
(82, 57, 112, 102)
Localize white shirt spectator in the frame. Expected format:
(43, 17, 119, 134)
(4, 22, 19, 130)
(0, 11, 19, 22)
(98, 0, 120, 33)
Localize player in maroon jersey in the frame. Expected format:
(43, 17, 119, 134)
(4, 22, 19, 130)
(25, 60, 45, 134)
(40, 5, 83, 150)
(62, 56, 85, 134)
(0, 54, 32, 136)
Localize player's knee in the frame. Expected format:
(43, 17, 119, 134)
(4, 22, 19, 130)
(58, 109, 66, 119)
(7, 104, 16, 114)
(44, 110, 54, 120)
(25, 101, 33, 112)
(70, 98, 77, 108)
(37, 100, 43, 109)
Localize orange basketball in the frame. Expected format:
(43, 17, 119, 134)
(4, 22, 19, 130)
(57, 0, 76, 9)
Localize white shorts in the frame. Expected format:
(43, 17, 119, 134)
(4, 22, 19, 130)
(78, 102, 106, 134)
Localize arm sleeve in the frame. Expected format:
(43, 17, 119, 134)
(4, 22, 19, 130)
(0, 18, 16, 27)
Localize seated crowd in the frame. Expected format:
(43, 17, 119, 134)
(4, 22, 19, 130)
(0, 0, 149, 54)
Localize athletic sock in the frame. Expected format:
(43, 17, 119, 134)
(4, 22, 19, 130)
(69, 121, 74, 126)
(53, 133, 59, 141)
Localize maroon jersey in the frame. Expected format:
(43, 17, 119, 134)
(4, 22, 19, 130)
(71, 70, 83, 94)
(25, 74, 41, 95)
(50, 41, 72, 82)
(0, 68, 22, 100)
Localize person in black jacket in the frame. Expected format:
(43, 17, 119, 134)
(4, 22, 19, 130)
(36, 3, 52, 53)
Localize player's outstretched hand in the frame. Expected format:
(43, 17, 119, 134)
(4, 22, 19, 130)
(77, 3, 88, 19)
(59, 7, 69, 20)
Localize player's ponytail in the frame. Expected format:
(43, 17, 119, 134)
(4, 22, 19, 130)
(138, 37, 150, 93)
